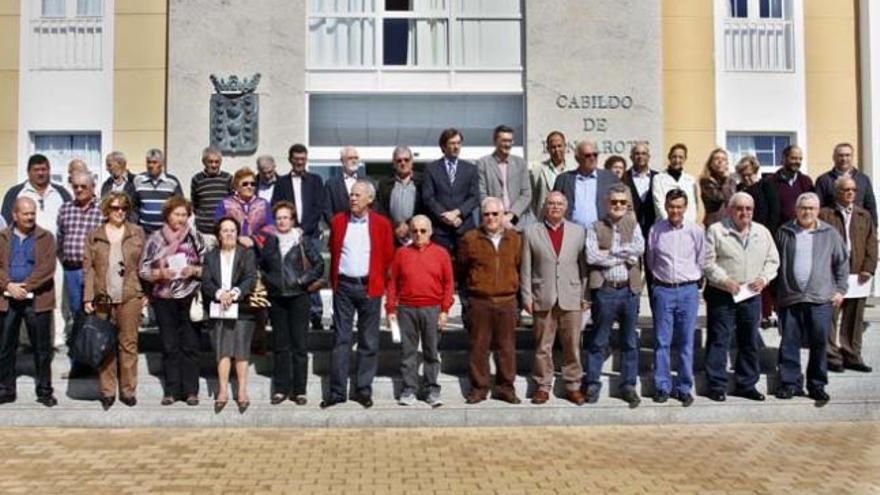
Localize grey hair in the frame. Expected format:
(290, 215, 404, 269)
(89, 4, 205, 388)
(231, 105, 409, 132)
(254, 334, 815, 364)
(575, 140, 598, 156)
(409, 214, 432, 232)
(106, 151, 126, 166)
(727, 191, 754, 208)
(629, 141, 649, 155)
(834, 175, 856, 191)
(70, 171, 95, 187)
(353, 179, 376, 200)
(392, 145, 413, 161)
(481, 196, 505, 211)
(201, 146, 222, 163)
(606, 183, 630, 198)
(795, 192, 820, 208)
(145, 148, 164, 164)
(544, 191, 568, 207)
(256, 155, 276, 169)
(340, 146, 358, 160)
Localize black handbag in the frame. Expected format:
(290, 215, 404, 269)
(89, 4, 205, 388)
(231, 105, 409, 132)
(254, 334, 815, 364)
(69, 314, 119, 369)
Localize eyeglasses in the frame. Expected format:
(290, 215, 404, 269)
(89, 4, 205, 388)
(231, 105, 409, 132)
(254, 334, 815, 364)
(733, 206, 754, 211)
(840, 188, 857, 192)
(394, 158, 412, 163)
(72, 184, 89, 191)
(583, 153, 598, 159)
(205, 159, 221, 165)
(109, 205, 126, 212)
(483, 211, 501, 217)
(146, 160, 160, 165)
(412, 228, 429, 234)
(240, 181, 256, 187)
(609, 200, 628, 206)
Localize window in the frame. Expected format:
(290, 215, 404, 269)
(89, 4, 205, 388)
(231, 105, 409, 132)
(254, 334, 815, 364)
(308, 0, 522, 69)
(759, 0, 783, 18)
(41, 0, 66, 17)
(726, 133, 792, 172)
(729, 0, 747, 18)
(33, 133, 101, 184)
(76, 0, 102, 17)
(41, 0, 102, 17)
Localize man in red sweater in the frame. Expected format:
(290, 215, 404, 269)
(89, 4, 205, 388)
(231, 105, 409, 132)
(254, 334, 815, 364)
(322, 180, 395, 409)
(386, 215, 454, 407)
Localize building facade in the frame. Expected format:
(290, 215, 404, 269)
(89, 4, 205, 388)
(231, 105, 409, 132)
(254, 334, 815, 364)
(0, 0, 875, 188)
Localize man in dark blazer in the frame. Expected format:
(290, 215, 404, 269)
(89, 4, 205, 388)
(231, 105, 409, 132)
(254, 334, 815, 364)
(271, 143, 326, 329)
(623, 142, 657, 240)
(421, 128, 480, 254)
(375, 145, 424, 245)
(323, 146, 377, 224)
(553, 140, 620, 229)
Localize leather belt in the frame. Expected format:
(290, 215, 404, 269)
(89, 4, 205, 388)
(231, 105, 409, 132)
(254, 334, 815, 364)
(339, 274, 369, 285)
(602, 280, 630, 289)
(654, 279, 699, 289)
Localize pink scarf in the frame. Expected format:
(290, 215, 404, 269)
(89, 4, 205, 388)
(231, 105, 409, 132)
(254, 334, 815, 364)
(159, 224, 189, 266)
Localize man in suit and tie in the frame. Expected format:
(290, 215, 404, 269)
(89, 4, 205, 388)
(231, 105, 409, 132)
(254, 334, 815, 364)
(323, 146, 376, 223)
(421, 128, 480, 254)
(376, 145, 424, 245)
(520, 191, 588, 405)
(553, 140, 620, 229)
(477, 125, 534, 230)
(623, 142, 657, 240)
(530, 131, 573, 219)
(272, 143, 327, 330)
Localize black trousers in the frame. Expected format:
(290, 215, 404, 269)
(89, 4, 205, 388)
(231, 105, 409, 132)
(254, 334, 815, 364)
(330, 279, 381, 401)
(0, 301, 53, 399)
(154, 296, 199, 398)
(269, 294, 310, 396)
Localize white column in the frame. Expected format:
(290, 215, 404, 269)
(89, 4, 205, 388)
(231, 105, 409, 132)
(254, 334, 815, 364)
(859, 0, 880, 293)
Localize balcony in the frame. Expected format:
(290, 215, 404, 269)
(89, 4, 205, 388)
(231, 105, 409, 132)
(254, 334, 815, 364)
(30, 16, 103, 70)
(724, 18, 793, 72)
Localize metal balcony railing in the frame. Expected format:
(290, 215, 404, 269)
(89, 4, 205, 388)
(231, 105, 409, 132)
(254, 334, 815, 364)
(30, 16, 103, 70)
(724, 18, 794, 72)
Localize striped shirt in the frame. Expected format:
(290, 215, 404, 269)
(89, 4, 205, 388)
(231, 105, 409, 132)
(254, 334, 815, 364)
(585, 220, 645, 283)
(191, 171, 232, 234)
(132, 172, 183, 234)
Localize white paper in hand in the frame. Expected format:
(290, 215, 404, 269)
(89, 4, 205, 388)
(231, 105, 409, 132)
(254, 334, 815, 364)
(845, 274, 871, 299)
(733, 285, 759, 303)
(389, 319, 401, 344)
(166, 253, 188, 279)
(209, 302, 239, 319)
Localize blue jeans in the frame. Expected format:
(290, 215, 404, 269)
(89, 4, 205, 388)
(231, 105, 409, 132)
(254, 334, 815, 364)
(64, 268, 84, 319)
(778, 302, 831, 392)
(329, 278, 381, 401)
(651, 284, 699, 395)
(584, 286, 640, 392)
(704, 287, 762, 393)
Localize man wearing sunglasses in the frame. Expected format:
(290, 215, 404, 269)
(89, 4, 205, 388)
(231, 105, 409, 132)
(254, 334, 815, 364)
(552, 140, 620, 230)
(56, 172, 104, 371)
(458, 196, 523, 405)
(376, 145, 424, 246)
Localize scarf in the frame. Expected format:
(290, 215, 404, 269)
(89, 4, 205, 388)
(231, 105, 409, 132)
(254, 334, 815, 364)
(667, 168, 683, 181)
(159, 224, 190, 266)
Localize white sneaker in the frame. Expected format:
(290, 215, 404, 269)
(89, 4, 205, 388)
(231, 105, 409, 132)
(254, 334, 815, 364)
(398, 391, 416, 406)
(426, 393, 443, 408)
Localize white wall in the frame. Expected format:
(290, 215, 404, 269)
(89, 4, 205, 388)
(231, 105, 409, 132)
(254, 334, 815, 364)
(713, 0, 808, 170)
(17, 0, 115, 182)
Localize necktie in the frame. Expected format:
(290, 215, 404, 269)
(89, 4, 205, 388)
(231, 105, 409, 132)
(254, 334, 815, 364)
(447, 162, 456, 184)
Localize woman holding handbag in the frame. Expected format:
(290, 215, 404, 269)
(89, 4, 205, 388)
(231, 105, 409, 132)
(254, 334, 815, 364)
(138, 196, 206, 406)
(201, 217, 257, 413)
(83, 191, 145, 410)
(259, 201, 324, 405)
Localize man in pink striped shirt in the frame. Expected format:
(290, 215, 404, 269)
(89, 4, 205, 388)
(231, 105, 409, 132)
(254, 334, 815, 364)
(386, 215, 454, 407)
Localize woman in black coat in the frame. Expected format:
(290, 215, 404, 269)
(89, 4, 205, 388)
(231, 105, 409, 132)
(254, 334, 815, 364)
(259, 201, 324, 405)
(735, 155, 781, 232)
(201, 217, 257, 413)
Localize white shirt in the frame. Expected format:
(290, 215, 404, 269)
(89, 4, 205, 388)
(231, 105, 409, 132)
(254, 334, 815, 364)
(488, 230, 503, 250)
(631, 168, 651, 202)
(216, 250, 241, 301)
(19, 182, 65, 235)
(257, 183, 275, 202)
(837, 203, 854, 254)
(340, 214, 371, 277)
(344, 173, 357, 195)
(291, 174, 303, 223)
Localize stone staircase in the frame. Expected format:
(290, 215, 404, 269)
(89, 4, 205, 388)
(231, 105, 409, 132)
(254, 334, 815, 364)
(1, 295, 878, 427)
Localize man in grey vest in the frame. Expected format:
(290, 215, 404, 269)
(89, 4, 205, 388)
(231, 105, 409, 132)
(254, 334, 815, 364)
(583, 184, 644, 408)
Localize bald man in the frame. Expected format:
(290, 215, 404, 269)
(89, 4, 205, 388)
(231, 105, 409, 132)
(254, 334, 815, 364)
(552, 140, 620, 229)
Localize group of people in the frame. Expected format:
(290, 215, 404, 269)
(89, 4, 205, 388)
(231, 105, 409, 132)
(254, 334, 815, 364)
(0, 126, 873, 412)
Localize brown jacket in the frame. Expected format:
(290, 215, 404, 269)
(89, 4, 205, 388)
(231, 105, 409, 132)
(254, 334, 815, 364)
(0, 226, 56, 313)
(819, 205, 878, 275)
(84, 222, 146, 305)
(458, 227, 521, 302)
(588, 214, 643, 293)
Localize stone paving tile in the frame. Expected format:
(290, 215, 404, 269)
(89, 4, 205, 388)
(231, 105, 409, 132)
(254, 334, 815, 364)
(0, 422, 876, 494)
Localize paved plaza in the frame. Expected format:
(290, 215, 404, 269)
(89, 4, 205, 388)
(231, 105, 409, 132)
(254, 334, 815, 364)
(0, 421, 876, 494)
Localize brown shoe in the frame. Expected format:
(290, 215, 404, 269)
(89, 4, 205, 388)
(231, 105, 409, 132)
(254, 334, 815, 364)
(531, 390, 550, 404)
(492, 392, 522, 405)
(566, 390, 586, 406)
(465, 393, 486, 405)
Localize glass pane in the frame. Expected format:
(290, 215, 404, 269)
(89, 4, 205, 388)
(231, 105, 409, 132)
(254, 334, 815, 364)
(458, 0, 519, 16)
(383, 19, 447, 66)
(309, 18, 375, 67)
(756, 152, 775, 166)
(729, 0, 747, 18)
(76, 0, 102, 16)
(455, 20, 520, 67)
(309, 94, 524, 147)
(386, 0, 446, 12)
(41, 0, 66, 17)
(760, 0, 783, 18)
(310, 0, 374, 13)
(34, 133, 102, 184)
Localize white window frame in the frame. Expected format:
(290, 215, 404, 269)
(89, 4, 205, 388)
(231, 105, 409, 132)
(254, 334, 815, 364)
(39, 0, 103, 18)
(306, 0, 523, 92)
(726, 131, 795, 175)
